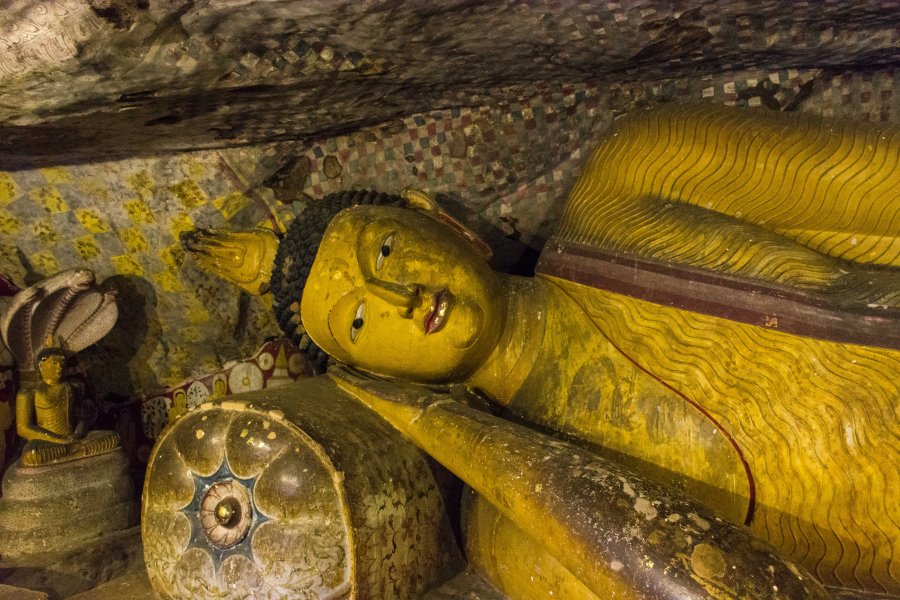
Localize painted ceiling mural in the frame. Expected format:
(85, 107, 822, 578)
(0, 0, 897, 399)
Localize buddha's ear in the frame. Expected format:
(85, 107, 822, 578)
(402, 188, 493, 261)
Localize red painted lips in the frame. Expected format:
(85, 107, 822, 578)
(424, 289, 452, 334)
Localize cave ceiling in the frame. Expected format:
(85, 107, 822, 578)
(0, 0, 897, 396)
(2, 0, 897, 165)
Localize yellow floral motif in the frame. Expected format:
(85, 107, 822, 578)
(0, 174, 19, 205)
(29, 186, 68, 214)
(39, 167, 73, 184)
(167, 213, 194, 240)
(75, 208, 111, 233)
(160, 244, 185, 271)
(181, 158, 207, 180)
(0, 210, 19, 234)
(111, 255, 144, 276)
(73, 236, 102, 261)
(212, 191, 250, 220)
(152, 271, 183, 293)
(29, 251, 60, 275)
(124, 199, 156, 224)
(126, 170, 154, 196)
(118, 227, 150, 253)
(0, 243, 16, 265)
(186, 302, 210, 324)
(169, 180, 207, 209)
(32, 220, 59, 245)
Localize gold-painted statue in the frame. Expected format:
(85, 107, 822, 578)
(183, 105, 899, 597)
(0, 270, 121, 466)
(14, 338, 119, 466)
(19, 341, 85, 458)
(0, 269, 137, 582)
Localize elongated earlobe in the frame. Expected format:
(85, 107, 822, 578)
(402, 188, 493, 261)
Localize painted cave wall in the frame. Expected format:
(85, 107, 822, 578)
(0, 0, 897, 418)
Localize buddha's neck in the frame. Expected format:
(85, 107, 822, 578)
(467, 275, 548, 404)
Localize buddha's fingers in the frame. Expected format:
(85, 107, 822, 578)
(180, 228, 243, 256)
(181, 227, 279, 295)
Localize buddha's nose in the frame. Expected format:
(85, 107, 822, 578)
(365, 277, 421, 313)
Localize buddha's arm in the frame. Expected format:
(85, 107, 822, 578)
(15, 389, 70, 443)
(559, 104, 899, 268)
(562, 195, 899, 306)
(330, 368, 830, 600)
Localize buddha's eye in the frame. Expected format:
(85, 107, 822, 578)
(350, 302, 366, 342)
(375, 235, 394, 270)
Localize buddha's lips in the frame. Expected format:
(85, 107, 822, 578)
(424, 289, 451, 334)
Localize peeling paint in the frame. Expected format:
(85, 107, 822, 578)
(690, 543, 726, 580)
(634, 497, 657, 520)
(688, 513, 711, 531)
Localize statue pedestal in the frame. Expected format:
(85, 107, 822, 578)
(0, 448, 140, 597)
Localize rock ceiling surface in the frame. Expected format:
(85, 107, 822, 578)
(0, 0, 897, 395)
(1, 0, 897, 164)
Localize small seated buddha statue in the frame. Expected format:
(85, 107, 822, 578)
(15, 339, 119, 466)
(0, 269, 122, 467)
(0, 269, 136, 572)
(184, 104, 899, 597)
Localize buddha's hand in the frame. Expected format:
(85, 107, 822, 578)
(181, 227, 279, 296)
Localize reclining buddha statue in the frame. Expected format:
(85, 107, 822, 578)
(182, 104, 899, 597)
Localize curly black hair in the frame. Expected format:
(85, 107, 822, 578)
(270, 190, 407, 372)
(35, 345, 67, 367)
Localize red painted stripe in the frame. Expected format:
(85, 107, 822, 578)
(598, 330, 757, 527)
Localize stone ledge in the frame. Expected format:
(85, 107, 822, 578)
(0, 525, 141, 599)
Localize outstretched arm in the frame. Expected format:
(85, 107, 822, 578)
(560, 104, 899, 268)
(329, 366, 829, 600)
(551, 196, 900, 309)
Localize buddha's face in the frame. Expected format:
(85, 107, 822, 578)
(38, 354, 64, 384)
(301, 206, 505, 382)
